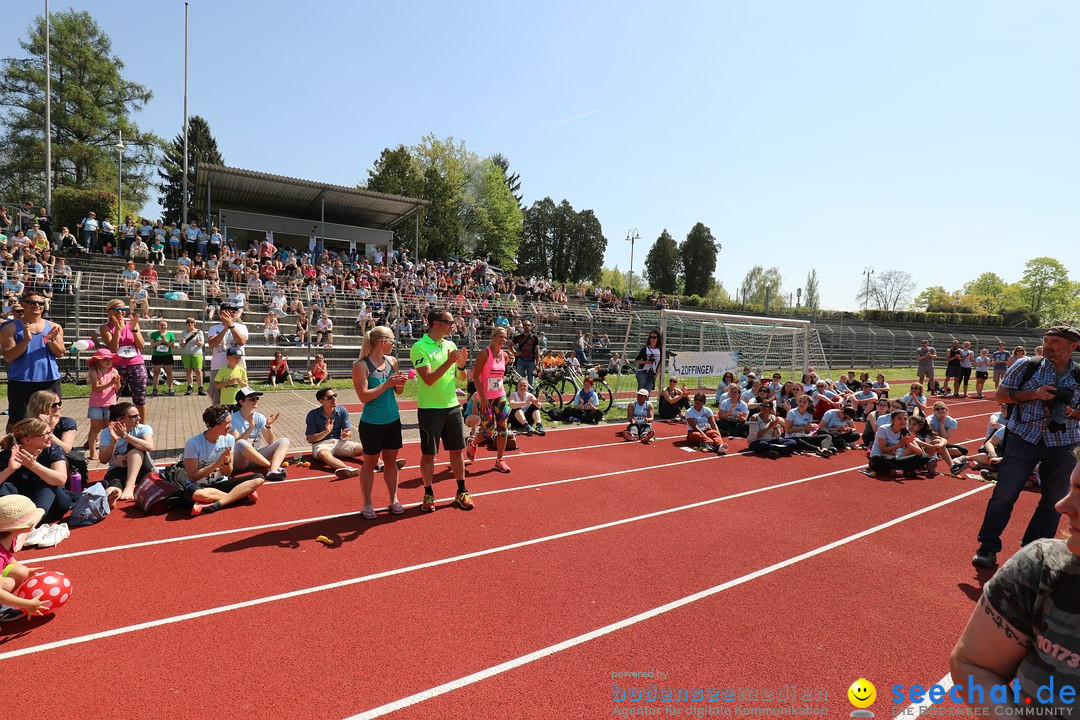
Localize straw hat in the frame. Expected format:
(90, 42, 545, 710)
(0, 495, 45, 533)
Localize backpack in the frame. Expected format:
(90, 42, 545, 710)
(67, 483, 111, 528)
(1004, 358, 1080, 421)
(134, 462, 188, 512)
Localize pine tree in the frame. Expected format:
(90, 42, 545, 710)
(679, 223, 720, 297)
(644, 229, 681, 293)
(157, 115, 222, 225)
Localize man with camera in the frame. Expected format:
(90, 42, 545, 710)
(971, 325, 1080, 568)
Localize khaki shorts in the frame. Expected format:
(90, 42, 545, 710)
(312, 438, 361, 459)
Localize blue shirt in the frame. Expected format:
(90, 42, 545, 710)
(685, 405, 714, 432)
(786, 408, 815, 436)
(992, 350, 1011, 368)
(184, 432, 236, 482)
(929, 415, 958, 436)
(99, 424, 153, 467)
(820, 409, 849, 430)
(1001, 358, 1080, 446)
(573, 389, 598, 409)
(230, 411, 267, 443)
(5, 319, 60, 383)
(305, 405, 351, 440)
(718, 397, 748, 417)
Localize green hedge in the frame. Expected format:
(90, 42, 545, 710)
(52, 187, 117, 236)
(862, 310, 1004, 326)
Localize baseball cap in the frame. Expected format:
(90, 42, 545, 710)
(636, 388, 649, 397)
(235, 386, 262, 402)
(226, 346, 244, 357)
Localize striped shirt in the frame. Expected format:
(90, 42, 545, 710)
(983, 540, 1080, 718)
(1001, 358, 1080, 447)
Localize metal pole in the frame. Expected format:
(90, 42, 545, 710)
(44, 0, 52, 214)
(414, 211, 419, 261)
(182, 2, 189, 226)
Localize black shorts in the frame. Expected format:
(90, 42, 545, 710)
(7, 379, 62, 426)
(182, 474, 255, 501)
(945, 364, 962, 378)
(976, 371, 989, 380)
(417, 407, 467, 456)
(360, 419, 403, 456)
(104, 452, 155, 489)
(151, 355, 174, 367)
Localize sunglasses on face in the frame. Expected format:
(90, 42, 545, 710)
(113, 307, 129, 314)
(51, 401, 62, 409)
(23, 299, 45, 307)
(324, 394, 337, 400)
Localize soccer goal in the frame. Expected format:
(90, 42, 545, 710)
(653, 309, 830, 390)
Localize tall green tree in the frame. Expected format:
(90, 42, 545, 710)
(962, 272, 1008, 314)
(365, 144, 424, 255)
(803, 269, 820, 312)
(420, 164, 464, 259)
(1018, 257, 1071, 323)
(517, 197, 605, 283)
(488, 153, 523, 209)
(679, 223, 720, 297)
(466, 159, 523, 268)
(0, 10, 160, 209)
(643, 229, 681, 294)
(739, 266, 784, 308)
(157, 115, 222, 225)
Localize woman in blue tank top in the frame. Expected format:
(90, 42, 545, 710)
(0, 291, 64, 429)
(351, 326, 408, 520)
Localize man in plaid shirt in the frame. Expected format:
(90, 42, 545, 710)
(973, 325, 1080, 568)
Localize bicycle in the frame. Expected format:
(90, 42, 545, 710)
(557, 364, 615, 414)
(503, 363, 566, 415)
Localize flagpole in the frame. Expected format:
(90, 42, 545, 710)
(44, 0, 52, 214)
(182, 1, 189, 226)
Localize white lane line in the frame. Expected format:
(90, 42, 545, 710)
(1, 457, 947, 661)
(901, 673, 954, 715)
(341, 487, 991, 720)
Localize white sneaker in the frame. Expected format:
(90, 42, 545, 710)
(22, 524, 50, 548)
(35, 523, 70, 548)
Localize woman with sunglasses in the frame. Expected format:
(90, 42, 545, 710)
(26, 390, 78, 455)
(633, 331, 662, 392)
(99, 402, 156, 504)
(0, 418, 71, 547)
(267, 351, 293, 387)
(352, 326, 408, 518)
(0, 291, 65, 430)
(98, 298, 148, 425)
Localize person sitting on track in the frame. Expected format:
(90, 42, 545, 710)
(851, 382, 878, 420)
(98, 402, 156, 505)
(950, 456, 1080, 719)
(747, 401, 796, 459)
(928, 401, 969, 462)
(623, 389, 656, 443)
(351, 325, 409, 519)
(905, 415, 944, 477)
(715, 384, 750, 437)
(0, 418, 72, 546)
(685, 392, 728, 454)
(862, 398, 892, 448)
(182, 405, 265, 516)
(901, 382, 929, 416)
(873, 373, 891, 399)
(818, 404, 860, 452)
(810, 380, 844, 422)
(867, 409, 930, 479)
(657, 377, 690, 421)
(229, 387, 289, 482)
(467, 326, 512, 473)
(304, 387, 362, 479)
(714, 372, 737, 405)
(564, 376, 603, 424)
(784, 394, 835, 457)
(508, 379, 545, 436)
(26, 390, 77, 455)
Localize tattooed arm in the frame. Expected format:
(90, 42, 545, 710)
(949, 591, 1032, 712)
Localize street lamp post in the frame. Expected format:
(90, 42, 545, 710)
(114, 131, 126, 220)
(862, 267, 874, 312)
(625, 229, 640, 294)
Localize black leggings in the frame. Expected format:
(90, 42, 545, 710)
(564, 407, 602, 424)
(748, 438, 797, 456)
(821, 430, 860, 450)
(790, 434, 832, 453)
(868, 454, 929, 475)
(510, 406, 542, 429)
(658, 396, 690, 420)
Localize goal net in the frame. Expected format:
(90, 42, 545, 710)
(651, 309, 830, 389)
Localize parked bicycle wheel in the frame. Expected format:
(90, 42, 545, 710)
(535, 380, 564, 415)
(594, 379, 614, 414)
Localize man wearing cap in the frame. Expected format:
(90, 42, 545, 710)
(207, 303, 248, 405)
(0, 494, 49, 621)
(972, 325, 1080, 568)
(230, 387, 289, 482)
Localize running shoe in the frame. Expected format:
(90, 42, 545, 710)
(951, 459, 970, 475)
(766, 450, 781, 459)
(925, 458, 939, 478)
(34, 523, 70, 548)
(454, 491, 475, 510)
(466, 438, 477, 462)
(642, 429, 656, 443)
(185, 386, 193, 396)
(22, 524, 50, 549)
(524, 424, 534, 436)
(266, 469, 287, 482)
(0, 606, 26, 622)
(494, 459, 511, 473)
(191, 500, 221, 516)
(198, 388, 207, 396)
(421, 493, 437, 513)
(622, 430, 633, 442)
(534, 424, 546, 436)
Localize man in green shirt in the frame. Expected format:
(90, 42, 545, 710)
(149, 319, 177, 397)
(410, 309, 472, 512)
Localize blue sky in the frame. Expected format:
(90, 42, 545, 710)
(9, 1, 1080, 310)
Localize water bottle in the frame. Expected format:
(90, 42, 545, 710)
(68, 471, 83, 494)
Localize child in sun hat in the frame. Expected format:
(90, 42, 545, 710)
(86, 347, 120, 462)
(0, 494, 49, 621)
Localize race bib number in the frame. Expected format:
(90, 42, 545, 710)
(486, 377, 502, 393)
(635, 416, 645, 424)
(118, 345, 138, 359)
(156, 344, 170, 354)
